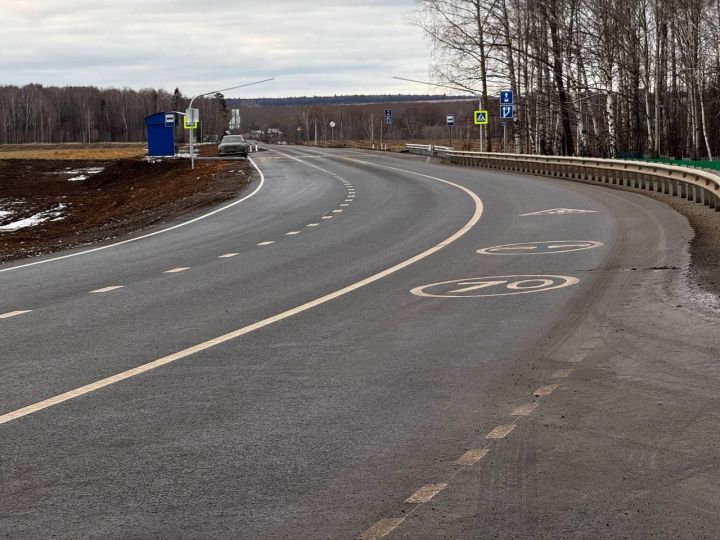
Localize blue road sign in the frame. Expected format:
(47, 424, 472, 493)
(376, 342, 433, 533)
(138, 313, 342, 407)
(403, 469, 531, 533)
(385, 109, 392, 118)
(384, 116, 392, 125)
(446, 113, 455, 126)
(500, 90, 513, 104)
(500, 105, 513, 119)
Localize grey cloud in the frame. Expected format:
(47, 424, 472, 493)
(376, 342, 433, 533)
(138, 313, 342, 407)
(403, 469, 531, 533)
(2, 1, 434, 97)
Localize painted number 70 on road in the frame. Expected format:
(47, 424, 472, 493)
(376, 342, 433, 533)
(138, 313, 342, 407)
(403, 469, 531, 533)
(410, 275, 579, 298)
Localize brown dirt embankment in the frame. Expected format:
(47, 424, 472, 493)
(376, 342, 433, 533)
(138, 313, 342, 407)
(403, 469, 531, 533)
(0, 156, 250, 263)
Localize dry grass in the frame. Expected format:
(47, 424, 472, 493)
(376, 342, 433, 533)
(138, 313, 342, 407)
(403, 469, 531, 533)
(0, 143, 146, 160)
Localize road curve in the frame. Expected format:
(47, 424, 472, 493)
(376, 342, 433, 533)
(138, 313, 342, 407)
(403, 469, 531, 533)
(1, 146, 719, 538)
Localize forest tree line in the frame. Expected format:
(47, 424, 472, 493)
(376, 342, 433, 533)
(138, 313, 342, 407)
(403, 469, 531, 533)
(0, 85, 229, 144)
(415, 0, 720, 158)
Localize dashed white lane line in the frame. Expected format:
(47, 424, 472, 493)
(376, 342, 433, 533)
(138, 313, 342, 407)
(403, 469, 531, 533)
(257, 241, 275, 246)
(359, 517, 406, 540)
(218, 253, 239, 258)
(89, 285, 124, 294)
(306, 223, 319, 227)
(0, 158, 484, 428)
(286, 231, 300, 235)
(405, 483, 448, 504)
(533, 383, 560, 396)
(0, 158, 266, 274)
(332, 209, 343, 213)
(340, 203, 349, 207)
(552, 368, 573, 378)
(0, 310, 32, 319)
(454, 448, 488, 466)
(486, 424, 516, 439)
(321, 216, 333, 220)
(511, 402, 539, 416)
(164, 267, 191, 273)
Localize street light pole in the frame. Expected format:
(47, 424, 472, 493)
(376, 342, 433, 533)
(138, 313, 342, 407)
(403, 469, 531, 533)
(187, 77, 274, 169)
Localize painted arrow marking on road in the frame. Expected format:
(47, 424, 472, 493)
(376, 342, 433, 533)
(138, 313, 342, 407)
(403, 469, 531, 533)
(519, 208, 599, 216)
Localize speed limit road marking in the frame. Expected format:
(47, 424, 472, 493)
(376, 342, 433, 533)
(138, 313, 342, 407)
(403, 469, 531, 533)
(410, 275, 579, 298)
(477, 240, 604, 255)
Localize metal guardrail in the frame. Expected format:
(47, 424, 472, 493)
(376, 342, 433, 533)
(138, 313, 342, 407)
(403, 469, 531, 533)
(406, 144, 452, 157)
(441, 151, 720, 211)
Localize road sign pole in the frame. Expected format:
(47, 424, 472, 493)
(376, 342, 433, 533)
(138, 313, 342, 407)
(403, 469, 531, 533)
(190, 124, 195, 170)
(503, 123, 506, 152)
(478, 97, 482, 151)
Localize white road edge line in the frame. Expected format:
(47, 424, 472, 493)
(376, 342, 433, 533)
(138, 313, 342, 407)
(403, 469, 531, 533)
(0, 158, 266, 274)
(0, 158, 483, 426)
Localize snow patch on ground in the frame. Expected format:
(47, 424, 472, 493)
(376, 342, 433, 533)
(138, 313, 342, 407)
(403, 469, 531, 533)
(0, 204, 67, 232)
(49, 166, 105, 180)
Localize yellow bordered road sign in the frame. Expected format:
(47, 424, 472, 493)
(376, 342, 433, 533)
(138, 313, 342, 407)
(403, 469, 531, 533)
(474, 110, 489, 125)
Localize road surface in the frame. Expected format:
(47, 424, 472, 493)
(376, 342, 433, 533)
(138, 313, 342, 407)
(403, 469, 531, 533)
(1, 146, 719, 538)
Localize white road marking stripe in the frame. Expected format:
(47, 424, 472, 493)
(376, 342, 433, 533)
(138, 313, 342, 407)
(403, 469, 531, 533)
(0, 310, 32, 319)
(455, 448, 488, 466)
(487, 424, 516, 439)
(218, 253, 239, 258)
(321, 216, 333, 219)
(359, 517, 406, 540)
(533, 383, 559, 396)
(306, 223, 319, 227)
(340, 204, 349, 207)
(405, 483, 447, 504)
(332, 209, 342, 213)
(286, 231, 300, 235)
(257, 241, 275, 246)
(0, 159, 266, 274)
(89, 286, 124, 293)
(164, 267, 190, 273)
(0, 158, 483, 427)
(552, 368, 573, 378)
(512, 402, 539, 416)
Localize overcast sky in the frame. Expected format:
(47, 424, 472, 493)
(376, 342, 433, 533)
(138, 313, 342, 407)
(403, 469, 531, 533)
(2, 0, 438, 98)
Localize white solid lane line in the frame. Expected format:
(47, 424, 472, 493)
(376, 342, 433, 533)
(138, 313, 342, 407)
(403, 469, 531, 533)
(218, 253, 239, 258)
(0, 310, 32, 319)
(164, 267, 191, 273)
(257, 241, 275, 246)
(0, 160, 483, 426)
(89, 286, 124, 294)
(0, 158, 266, 274)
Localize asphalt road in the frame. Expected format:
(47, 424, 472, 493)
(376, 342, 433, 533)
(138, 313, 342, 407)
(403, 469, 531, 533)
(1, 146, 719, 539)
